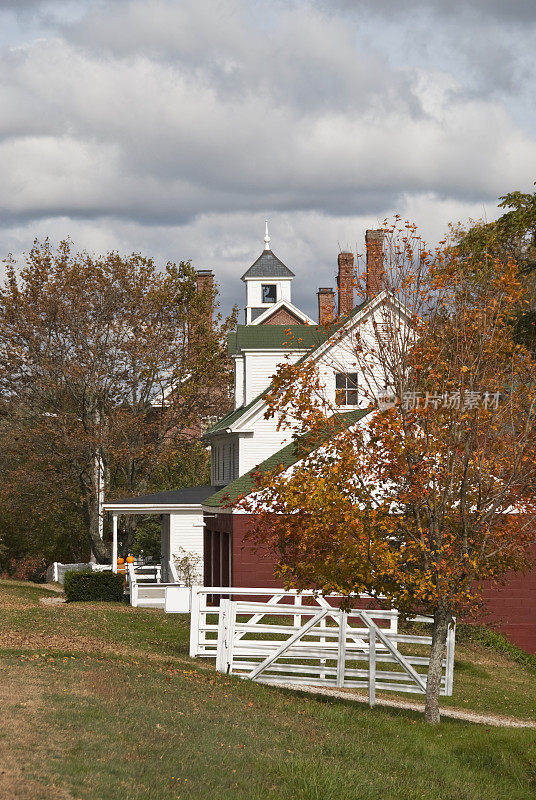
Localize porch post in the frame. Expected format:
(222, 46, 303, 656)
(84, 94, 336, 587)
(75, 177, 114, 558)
(112, 513, 118, 573)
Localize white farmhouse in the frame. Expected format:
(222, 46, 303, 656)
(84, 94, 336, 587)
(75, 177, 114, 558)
(104, 226, 404, 595)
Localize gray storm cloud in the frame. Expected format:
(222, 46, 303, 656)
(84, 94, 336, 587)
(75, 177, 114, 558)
(0, 0, 534, 315)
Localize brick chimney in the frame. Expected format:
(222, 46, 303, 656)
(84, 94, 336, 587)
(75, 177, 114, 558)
(337, 252, 354, 317)
(365, 230, 385, 298)
(317, 287, 335, 326)
(196, 269, 214, 325)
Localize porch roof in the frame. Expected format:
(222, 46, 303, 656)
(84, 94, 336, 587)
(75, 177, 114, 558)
(103, 485, 223, 513)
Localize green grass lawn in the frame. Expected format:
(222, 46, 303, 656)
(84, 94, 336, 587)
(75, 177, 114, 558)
(0, 579, 535, 800)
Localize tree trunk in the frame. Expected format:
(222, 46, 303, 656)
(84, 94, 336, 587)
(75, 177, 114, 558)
(82, 492, 109, 564)
(424, 607, 452, 724)
(120, 516, 137, 558)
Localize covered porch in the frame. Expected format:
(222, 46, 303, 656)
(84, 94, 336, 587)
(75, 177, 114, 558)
(102, 485, 219, 607)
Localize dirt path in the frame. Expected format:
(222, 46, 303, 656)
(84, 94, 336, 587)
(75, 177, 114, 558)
(268, 680, 536, 728)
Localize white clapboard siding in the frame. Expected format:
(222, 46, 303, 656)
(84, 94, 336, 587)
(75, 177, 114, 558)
(233, 356, 245, 408)
(237, 414, 293, 476)
(168, 509, 204, 583)
(243, 349, 306, 405)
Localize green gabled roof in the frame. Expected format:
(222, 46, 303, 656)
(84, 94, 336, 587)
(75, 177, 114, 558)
(227, 324, 328, 356)
(203, 408, 371, 508)
(228, 298, 372, 356)
(203, 389, 268, 437)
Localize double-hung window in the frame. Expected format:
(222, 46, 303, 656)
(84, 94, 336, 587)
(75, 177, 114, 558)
(335, 372, 358, 406)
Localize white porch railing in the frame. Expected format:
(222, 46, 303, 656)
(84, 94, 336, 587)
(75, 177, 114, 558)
(126, 562, 184, 608)
(215, 599, 455, 701)
(168, 559, 180, 584)
(188, 587, 397, 659)
(131, 563, 162, 583)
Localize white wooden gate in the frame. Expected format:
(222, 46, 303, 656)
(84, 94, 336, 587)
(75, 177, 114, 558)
(188, 587, 389, 659)
(215, 599, 455, 702)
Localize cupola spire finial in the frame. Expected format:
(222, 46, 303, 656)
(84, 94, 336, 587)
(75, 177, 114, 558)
(264, 219, 270, 251)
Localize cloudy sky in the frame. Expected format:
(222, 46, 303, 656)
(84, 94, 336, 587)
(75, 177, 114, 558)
(1, 0, 535, 317)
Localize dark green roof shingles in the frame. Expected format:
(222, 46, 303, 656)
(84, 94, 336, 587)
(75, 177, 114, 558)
(227, 324, 329, 356)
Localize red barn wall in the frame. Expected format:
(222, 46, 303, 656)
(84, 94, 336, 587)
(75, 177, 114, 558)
(477, 544, 536, 653)
(230, 514, 282, 588)
(203, 512, 281, 588)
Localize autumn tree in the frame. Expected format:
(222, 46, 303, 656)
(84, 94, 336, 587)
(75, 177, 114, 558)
(0, 239, 235, 562)
(456, 183, 536, 350)
(458, 184, 536, 277)
(236, 221, 536, 724)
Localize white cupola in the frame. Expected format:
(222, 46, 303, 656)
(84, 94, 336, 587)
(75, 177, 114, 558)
(241, 221, 295, 324)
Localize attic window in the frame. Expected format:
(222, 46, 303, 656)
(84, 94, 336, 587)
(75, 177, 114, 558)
(261, 284, 277, 303)
(335, 372, 358, 406)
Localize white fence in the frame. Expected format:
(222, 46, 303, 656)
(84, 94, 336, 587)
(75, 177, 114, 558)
(188, 587, 455, 701)
(188, 586, 379, 659)
(46, 562, 112, 584)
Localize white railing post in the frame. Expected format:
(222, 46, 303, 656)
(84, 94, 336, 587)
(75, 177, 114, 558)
(390, 610, 398, 650)
(293, 593, 300, 629)
(319, 614, 327, 681)
(216, 599, 230, 672)
(336, 610, 347, 688)
(216, 600, 236, 674)
(225, 600, 236, 673)
(189, 586, 202, 657)
(368, 624, 376, 708)
(111, 514, 118, 573)
(127, 563, 138, 607)
(445, 618, 456, 696)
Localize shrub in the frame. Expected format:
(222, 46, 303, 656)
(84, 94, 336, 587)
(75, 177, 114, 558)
(173, 547, 202, 586)
(64, 570, 124, 602)
(2, 555, 47, 583)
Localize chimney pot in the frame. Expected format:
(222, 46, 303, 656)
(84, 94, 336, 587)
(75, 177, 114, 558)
(195, 269, 214, 325)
